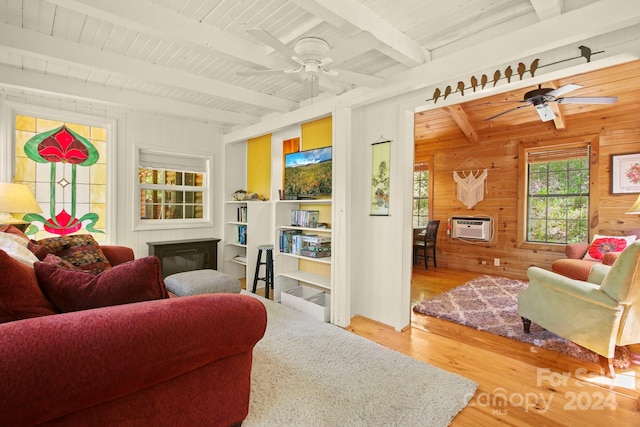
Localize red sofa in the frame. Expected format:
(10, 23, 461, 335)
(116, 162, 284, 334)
(0, 242, 267, 427)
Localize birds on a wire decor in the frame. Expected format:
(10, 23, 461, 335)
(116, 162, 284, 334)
(428, 45, 599, 103)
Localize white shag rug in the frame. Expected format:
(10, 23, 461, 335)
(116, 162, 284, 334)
(243, 292, 477, 426)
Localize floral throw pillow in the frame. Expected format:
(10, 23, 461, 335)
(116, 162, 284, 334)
(583, 234, 637, 261)
(36, 234, 111, 274)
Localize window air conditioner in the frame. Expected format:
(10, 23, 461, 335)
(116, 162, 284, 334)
(451, 216, 492, 241)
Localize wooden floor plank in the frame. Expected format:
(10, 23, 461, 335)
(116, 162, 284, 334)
(346, 267, 640, 426)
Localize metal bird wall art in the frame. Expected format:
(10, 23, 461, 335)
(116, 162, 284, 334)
(427, 45, 601, 105)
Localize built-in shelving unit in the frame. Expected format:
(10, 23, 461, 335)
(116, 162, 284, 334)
(223, 200, 271, 283)
(222, 116, 337, 322)
(273, 199, 332, 302)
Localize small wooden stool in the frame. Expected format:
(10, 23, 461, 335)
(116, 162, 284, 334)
(252, 244, 274, 299)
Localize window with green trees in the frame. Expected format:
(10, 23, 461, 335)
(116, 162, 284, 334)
(526, 146, 590, 244)
(413, 168, 429, 227)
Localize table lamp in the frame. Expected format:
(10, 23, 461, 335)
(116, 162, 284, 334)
(626, 194, 640, 215)
(0, 182, 42, 231)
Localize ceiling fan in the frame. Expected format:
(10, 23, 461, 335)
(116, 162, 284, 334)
(484, 84, 618, 122)
(239, 29, 383, 99)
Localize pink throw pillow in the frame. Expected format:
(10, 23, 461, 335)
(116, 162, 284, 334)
(0, 250, 58, 323)
(34, 256, 169, 313)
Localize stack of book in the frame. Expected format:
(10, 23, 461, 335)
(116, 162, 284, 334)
(279, 229, 302, 253)
(300, 235, 331, 258)
(290, 210, 319, 228)
(279, 232, 331, 258)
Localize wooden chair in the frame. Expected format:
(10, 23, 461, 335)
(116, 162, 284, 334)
(413, 220, 440, 269)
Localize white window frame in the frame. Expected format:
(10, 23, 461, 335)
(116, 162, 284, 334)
(133, 145, 213, 231)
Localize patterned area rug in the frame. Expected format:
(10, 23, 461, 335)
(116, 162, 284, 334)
(413, 275, 630, 368)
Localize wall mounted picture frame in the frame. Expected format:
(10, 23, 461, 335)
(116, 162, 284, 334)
(611, 152, 640, 194)
(370, 140, 391, 216)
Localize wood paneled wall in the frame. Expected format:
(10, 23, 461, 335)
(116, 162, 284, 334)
(415, 61, 640, 280)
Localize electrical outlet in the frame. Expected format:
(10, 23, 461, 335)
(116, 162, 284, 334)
(494, 258, 500, 266)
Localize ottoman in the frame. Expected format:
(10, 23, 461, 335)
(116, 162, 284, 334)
(164, 269, 242, 296)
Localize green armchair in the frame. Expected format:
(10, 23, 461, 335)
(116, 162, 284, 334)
(518, 240, 640, 375)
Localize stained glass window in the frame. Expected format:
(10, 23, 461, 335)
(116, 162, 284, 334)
(14, 115, 108, 241)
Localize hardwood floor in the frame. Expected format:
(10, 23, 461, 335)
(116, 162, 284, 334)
(346, 267, 640, 426)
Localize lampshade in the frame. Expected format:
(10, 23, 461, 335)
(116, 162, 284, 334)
(0, 183, 42, 223)
(626, 194, 640, 215)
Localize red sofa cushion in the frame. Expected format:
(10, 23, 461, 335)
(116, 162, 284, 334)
(0, 250, 57, 323)
(35, 256, 169, 312)
(36, 234, 112, 274)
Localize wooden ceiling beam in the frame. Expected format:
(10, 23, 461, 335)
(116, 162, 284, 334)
(0, 23, 298, 113)
(443, 105, 478, 144)
(548, 81, 567, 131)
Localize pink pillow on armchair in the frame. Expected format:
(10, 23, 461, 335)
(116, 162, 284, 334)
(35, 256, 169, 313)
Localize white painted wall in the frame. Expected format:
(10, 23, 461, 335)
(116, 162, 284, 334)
(0, 87, 223, 260)
(349, 91, 419, 329)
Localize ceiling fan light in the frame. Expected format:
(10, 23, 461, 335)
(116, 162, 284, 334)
(294, 37, 330, 60)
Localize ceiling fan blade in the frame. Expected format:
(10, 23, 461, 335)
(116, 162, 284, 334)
(247, 29, 297, 59)
(484, 104, 530, 121)
(321, 67, 339, 77)
(319, 74, 349, 94)
(331, 68, 383, 87)
(319, 57, 333, 67)
(546, 83, 582, 98)
(283, 65, 304, 74)
(325, 31, 378, 65)
(556, 96, 618, 104)
(535, 104, 555, 122)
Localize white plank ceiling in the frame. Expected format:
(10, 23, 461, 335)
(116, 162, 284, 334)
(0, 0, 630, 129)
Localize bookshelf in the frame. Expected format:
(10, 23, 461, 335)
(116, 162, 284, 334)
(223, 200, 271, 283)
(273, 199, 332, 302)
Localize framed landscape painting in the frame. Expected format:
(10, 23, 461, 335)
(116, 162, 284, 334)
(611, 152, 640, 194)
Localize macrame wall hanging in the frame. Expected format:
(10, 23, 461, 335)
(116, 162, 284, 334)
(453, 158, 489, 209)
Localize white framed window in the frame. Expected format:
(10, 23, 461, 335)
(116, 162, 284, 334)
(134, 147, 212, 230)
